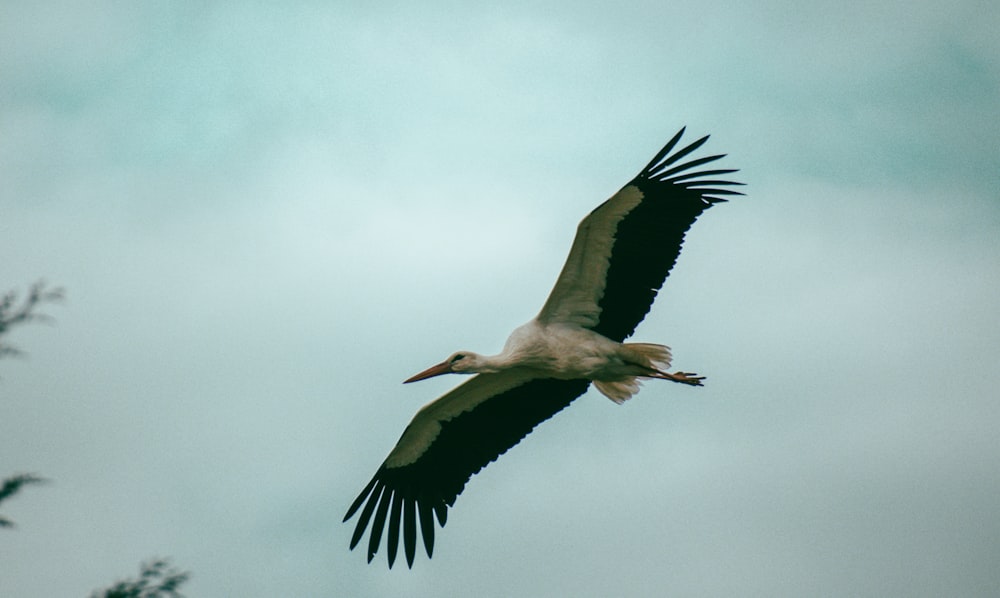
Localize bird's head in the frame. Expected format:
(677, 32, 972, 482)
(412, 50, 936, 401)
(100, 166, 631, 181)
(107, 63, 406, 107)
(404, 351, 481, 383)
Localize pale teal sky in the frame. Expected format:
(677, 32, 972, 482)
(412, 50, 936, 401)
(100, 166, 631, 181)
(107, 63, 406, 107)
(2, 2, 999, 597)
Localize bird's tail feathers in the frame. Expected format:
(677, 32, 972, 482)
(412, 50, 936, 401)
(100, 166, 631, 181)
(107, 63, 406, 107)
(594, 378, 642, 404)
(593, 344, 673, 404)
(621, 343, 672, 373)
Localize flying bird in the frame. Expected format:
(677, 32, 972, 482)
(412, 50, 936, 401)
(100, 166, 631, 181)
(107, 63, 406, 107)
(344, 128, 743, 568)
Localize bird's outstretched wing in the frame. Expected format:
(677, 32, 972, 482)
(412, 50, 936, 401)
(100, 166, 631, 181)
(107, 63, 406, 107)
(344, 371, 591, 568)
(537, 128, 743, 341)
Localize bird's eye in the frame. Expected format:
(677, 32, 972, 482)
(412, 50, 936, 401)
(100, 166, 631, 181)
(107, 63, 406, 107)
(451, 354, 466, 364)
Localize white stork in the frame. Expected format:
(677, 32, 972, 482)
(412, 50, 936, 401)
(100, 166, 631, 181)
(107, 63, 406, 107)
(344, 128, 743, 568)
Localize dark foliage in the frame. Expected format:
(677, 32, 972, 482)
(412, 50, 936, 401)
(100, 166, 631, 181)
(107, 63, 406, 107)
(0, 473, 47, 528)
(0, 280, 64, 360)
(89, 559, 190, 598)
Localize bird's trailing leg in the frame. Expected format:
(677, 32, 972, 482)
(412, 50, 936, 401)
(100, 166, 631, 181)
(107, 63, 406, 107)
(652, 370, 705, 386)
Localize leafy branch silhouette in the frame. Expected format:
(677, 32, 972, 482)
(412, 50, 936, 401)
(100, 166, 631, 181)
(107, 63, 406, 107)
(89, 559, 191, 598)
(0, 473, 47, 528)
(0, 280, 64, 360)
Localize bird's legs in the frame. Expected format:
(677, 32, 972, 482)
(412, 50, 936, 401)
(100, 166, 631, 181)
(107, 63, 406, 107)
(650, 370, 705, 386)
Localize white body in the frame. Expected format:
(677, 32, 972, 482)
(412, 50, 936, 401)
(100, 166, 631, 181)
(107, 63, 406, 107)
(469, 320, 673, 401)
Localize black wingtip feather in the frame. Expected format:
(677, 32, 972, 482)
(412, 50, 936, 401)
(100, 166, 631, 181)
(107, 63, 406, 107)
(349, 482, 384, 550)
(419, 502, 436, 558)
(367, 487, 393, 563)
(637, 127, 687, 176)
(662, 167, 740, 183)
(680, 179, 745, 188)
(689, 188, 745, 196)
(434, 503, 447, 527)
(645, 135, 711, 179)
(386, 492, 403, 568)
(652, 154, 727, 181)
(344, 476, 379, 523)
(403, 498, 418, 568)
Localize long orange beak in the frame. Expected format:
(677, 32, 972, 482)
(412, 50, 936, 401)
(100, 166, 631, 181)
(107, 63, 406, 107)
(403, 360, 452, 384)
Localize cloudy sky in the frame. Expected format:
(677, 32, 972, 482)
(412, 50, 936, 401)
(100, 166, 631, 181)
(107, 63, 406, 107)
(2, 1, 998, 596)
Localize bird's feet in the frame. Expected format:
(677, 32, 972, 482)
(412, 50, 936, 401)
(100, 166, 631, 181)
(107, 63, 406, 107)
(663, 371, 705, 386)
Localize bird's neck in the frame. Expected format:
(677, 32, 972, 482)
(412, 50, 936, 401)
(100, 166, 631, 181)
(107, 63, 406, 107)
(471, 353, 508, 374)
(474, 342, 538, 373)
